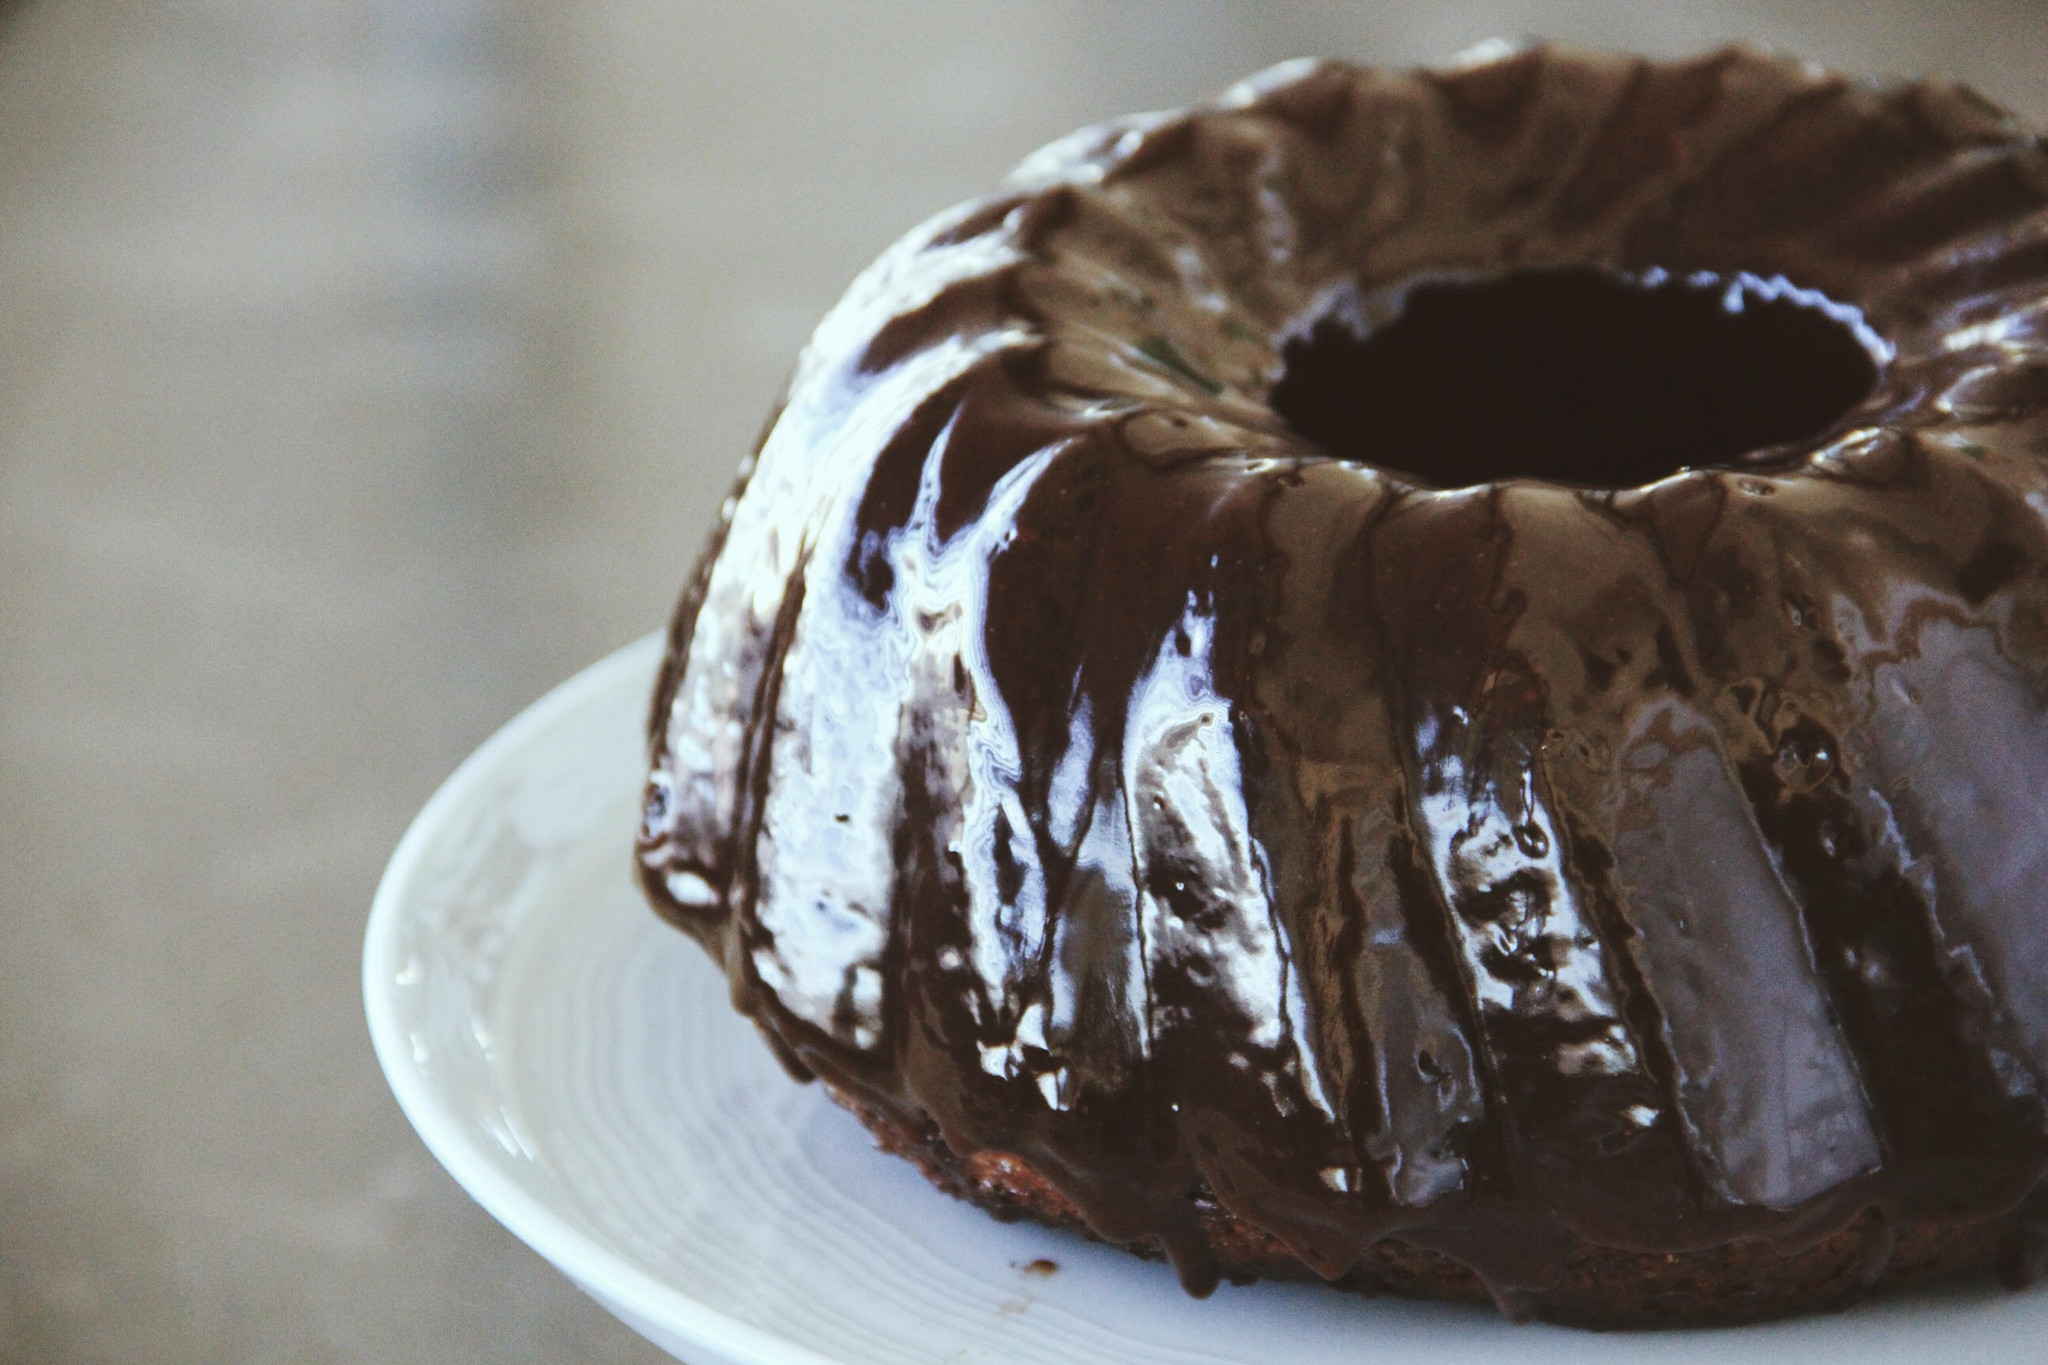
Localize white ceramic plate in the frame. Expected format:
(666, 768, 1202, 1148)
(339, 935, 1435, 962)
(365, 633, 2048, 1365)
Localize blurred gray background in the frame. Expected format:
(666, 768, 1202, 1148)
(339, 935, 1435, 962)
(0, 1, 2041, 1361)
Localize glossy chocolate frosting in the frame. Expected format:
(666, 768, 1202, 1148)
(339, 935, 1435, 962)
(638, 43, 2048, 1312)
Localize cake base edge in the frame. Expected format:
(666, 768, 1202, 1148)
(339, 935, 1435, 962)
(826, 1086, 2018, 1329)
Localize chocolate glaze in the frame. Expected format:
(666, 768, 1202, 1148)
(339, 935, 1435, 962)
(638, 44, 2048, 1315)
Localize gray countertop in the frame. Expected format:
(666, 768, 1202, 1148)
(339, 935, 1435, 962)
(0, 1, 2042, 1360)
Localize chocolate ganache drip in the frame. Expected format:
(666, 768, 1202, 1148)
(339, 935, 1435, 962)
(639, 43, 2048, 1317)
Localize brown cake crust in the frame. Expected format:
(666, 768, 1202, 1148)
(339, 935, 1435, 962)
(834, 1086, 2021, 1327)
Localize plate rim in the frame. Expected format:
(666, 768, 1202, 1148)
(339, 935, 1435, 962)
(362, 631, 841, 1365)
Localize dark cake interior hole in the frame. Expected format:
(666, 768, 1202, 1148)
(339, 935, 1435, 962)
(1270, 268, 1882, 489)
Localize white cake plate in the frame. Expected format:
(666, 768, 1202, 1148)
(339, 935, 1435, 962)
(364, 632, 2047, 1364)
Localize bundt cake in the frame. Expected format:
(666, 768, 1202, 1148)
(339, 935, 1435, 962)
(636, 42, 2048, 1325)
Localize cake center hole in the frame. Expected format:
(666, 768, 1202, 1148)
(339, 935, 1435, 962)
(1269, 268, 1883, 489)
